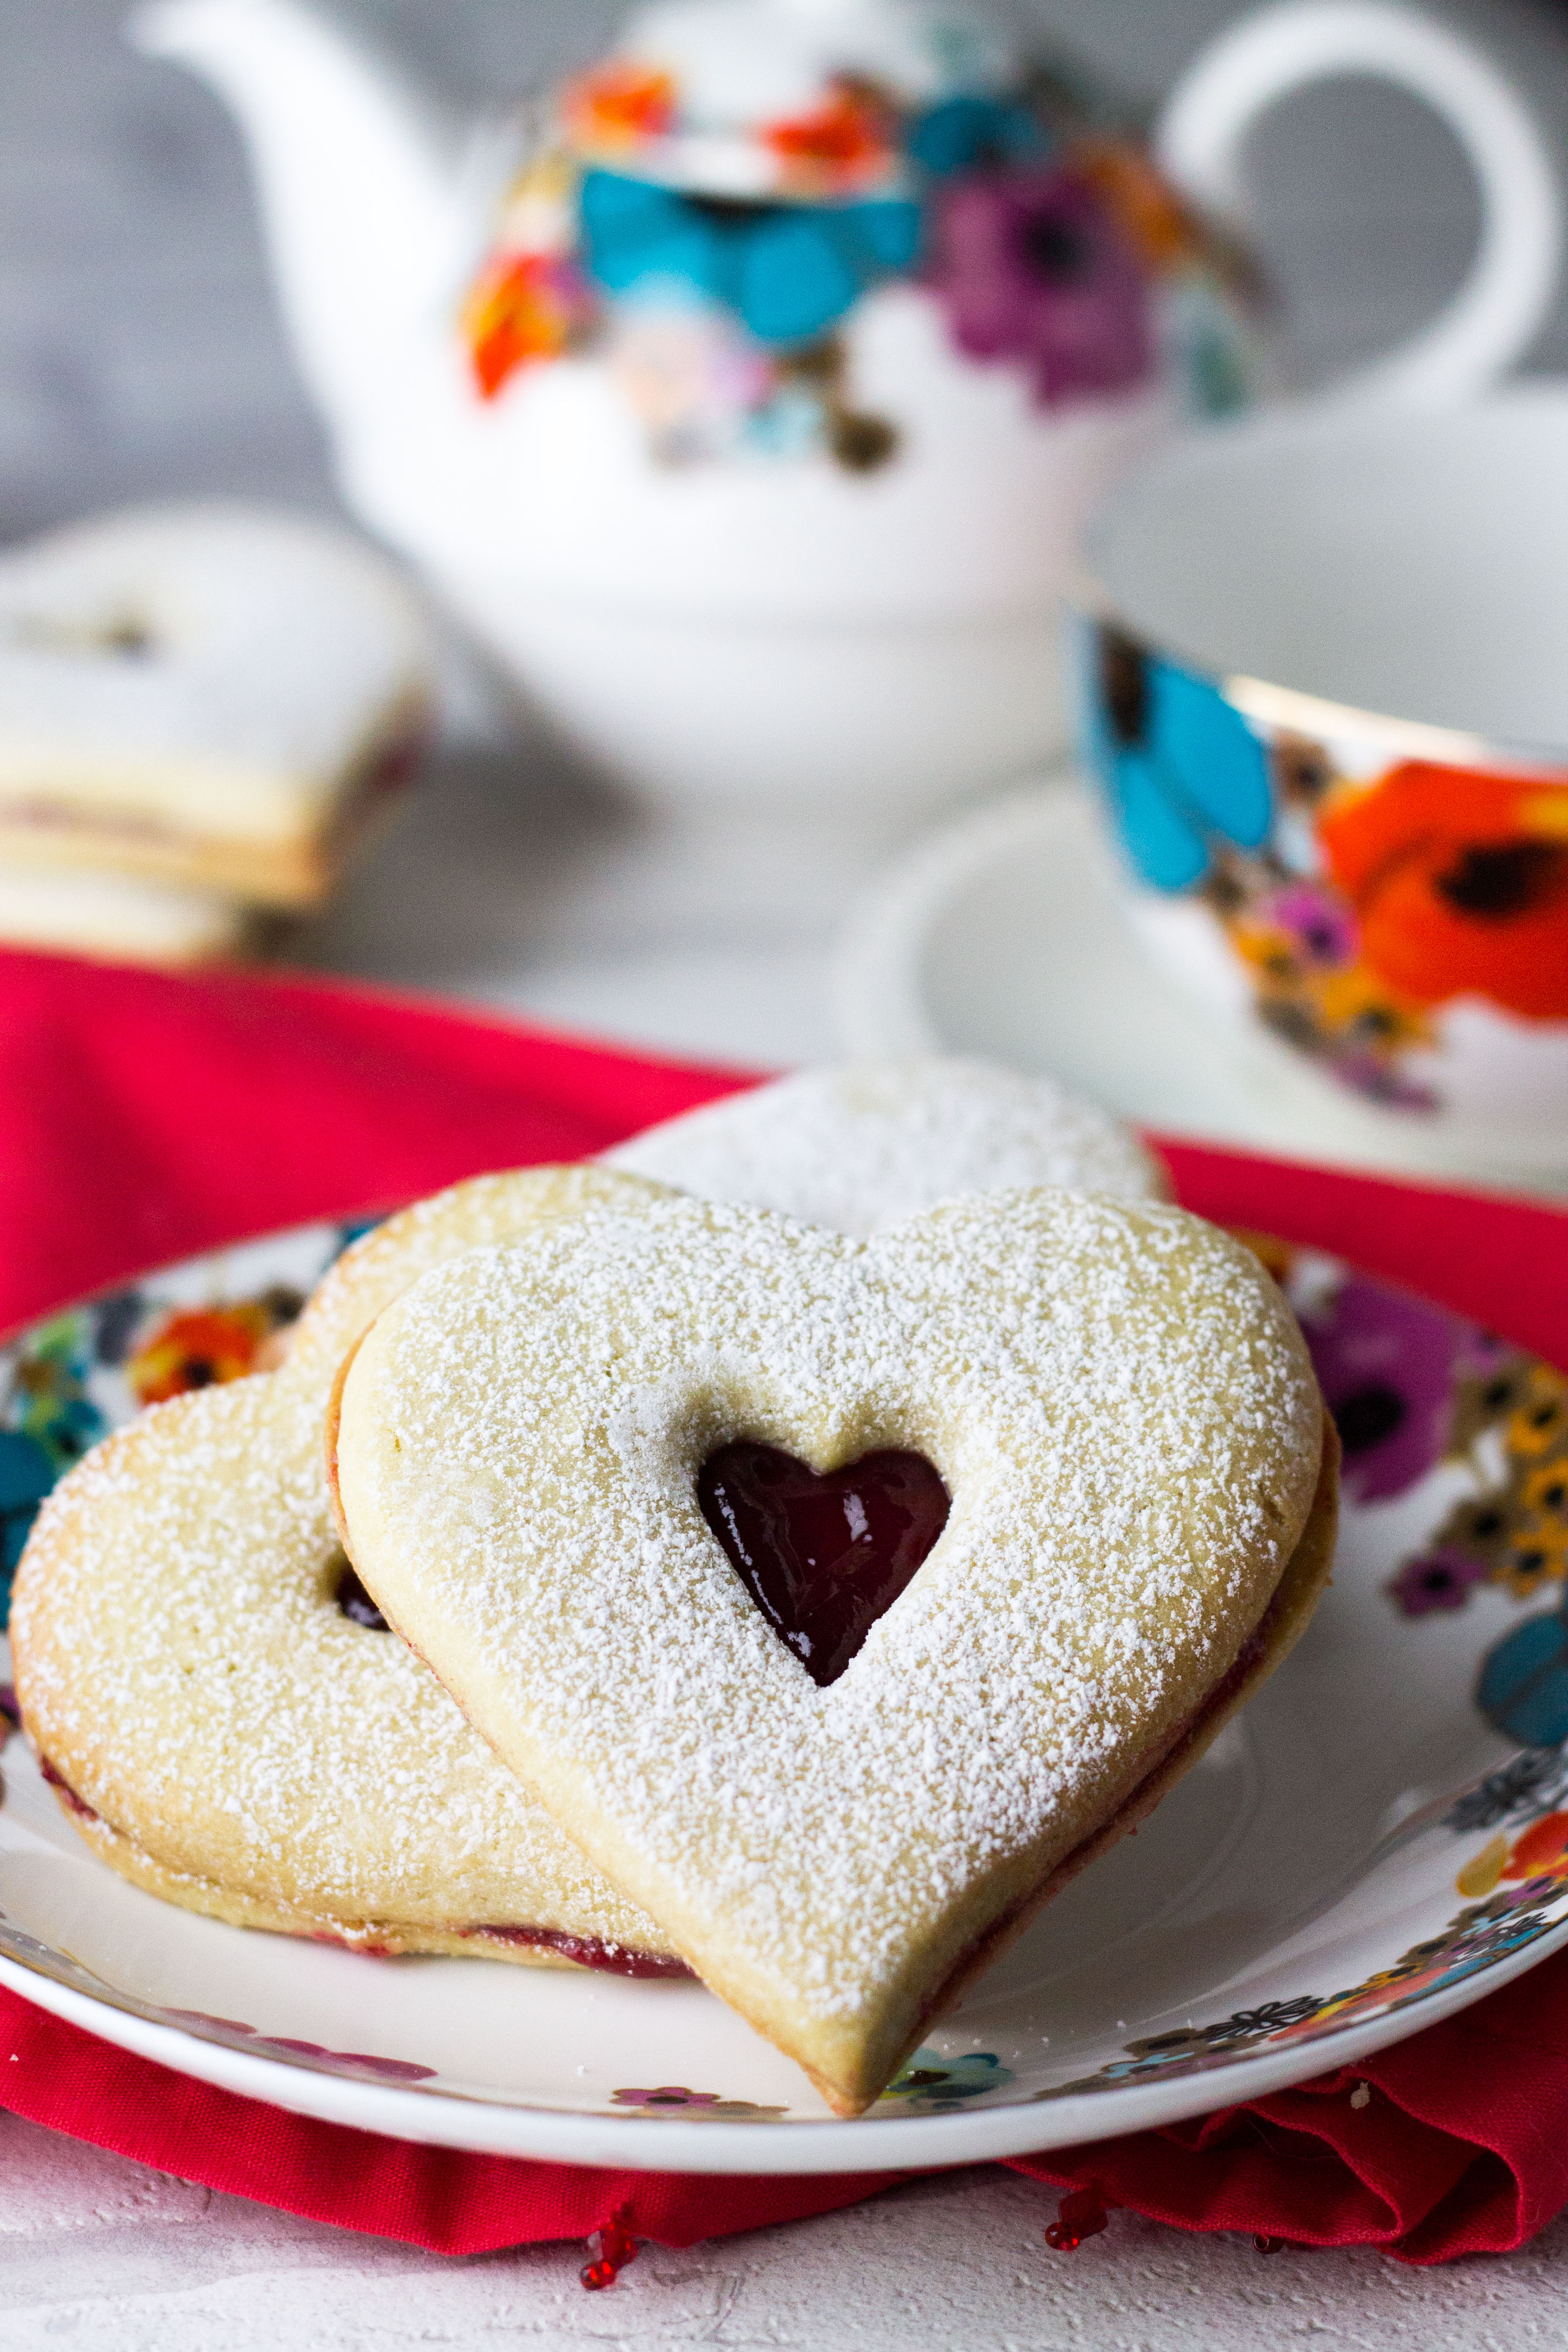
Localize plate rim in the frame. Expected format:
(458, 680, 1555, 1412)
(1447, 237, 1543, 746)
(6, 1910, 1568, 2174)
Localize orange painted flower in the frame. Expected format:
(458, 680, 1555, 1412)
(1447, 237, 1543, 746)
(127, 1306, 272, 1406)
(1501, 1809, 1568, 1881)
(1070, 138, 1200, 273)
(764, 82, 897, 190)
(462, 252, 590, 400)
(1317, 761, 1568, 1021)
(563, 63, 677, 153)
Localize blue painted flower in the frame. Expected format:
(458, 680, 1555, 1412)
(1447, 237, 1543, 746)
(1077, 622, 1273, 890)
(1477, 1608, 1568, 1749)
(0, 1429, 57, 1615)
(880, 2048, 1015, 2108)
(579, 169, 921, 344)
(908, 95, 1048, 177)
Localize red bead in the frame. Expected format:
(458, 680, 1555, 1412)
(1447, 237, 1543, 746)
(1046, 2185, 1109, 2251)
(597, 2222, 638, 2269)
(1254, 2235, 1293, 2255)
(580, 2207, 640, 2290)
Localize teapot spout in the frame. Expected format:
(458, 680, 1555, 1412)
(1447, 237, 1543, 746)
(131, 0, 483, 433)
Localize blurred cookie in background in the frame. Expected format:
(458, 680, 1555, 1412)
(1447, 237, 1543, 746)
(0, 504, 434, 961)
(0, 863, 259, 967)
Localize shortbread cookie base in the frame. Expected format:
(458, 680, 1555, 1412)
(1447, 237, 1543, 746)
(0, 860, 255, 966)
(333, 1189, 1332, 2119)
(42, 1779, 688, 1974)
(0, 696, 427, 912)
(10, 1164, 683, 1963)
(894, 1422, 1340, 2084)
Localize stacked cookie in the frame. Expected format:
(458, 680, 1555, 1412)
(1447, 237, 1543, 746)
(11, 1060, 1336, 2116)
(0, 505, 432, 964)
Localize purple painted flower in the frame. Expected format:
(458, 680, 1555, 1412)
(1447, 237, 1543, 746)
(925, 166, 1154, 406)
(1300, 1276, 1466, 1503)
(611, 2084, 720, 2108)
(1265, 884, 1359, 971)
(1389, 1544, 1494, 1618)
(1331, 1052, 1441, 1113)
(327, 2051, 438, 2083)
(1455, 1328, 1513, 1382)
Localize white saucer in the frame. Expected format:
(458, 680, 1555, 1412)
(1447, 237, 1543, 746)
(834, 781, 1568, 1194)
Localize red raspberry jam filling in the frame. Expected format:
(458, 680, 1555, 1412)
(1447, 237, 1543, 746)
(40, 1756, 100, 1821)
(334, 1561, 389, 1631)
(698, 1441, 950, 1688)
(463, 1925, 694, 1979)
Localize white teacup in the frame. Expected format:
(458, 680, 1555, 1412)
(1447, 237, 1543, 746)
(1074, 384, 1568, 1157)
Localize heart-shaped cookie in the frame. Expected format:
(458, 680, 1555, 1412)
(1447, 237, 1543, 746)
(333, 1189, 1336, 2114)
(0, 506, 431, 911)
(11, 1059, 1162, 1963)
(10, 1163, 689, 1972)
(605, 1057, 1165, 1231)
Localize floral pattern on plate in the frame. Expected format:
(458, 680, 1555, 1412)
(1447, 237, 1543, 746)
(0, 1221, 361, 1619)
(610, 2085, 789, 2120)
(1257, 1240, 1568, 1748)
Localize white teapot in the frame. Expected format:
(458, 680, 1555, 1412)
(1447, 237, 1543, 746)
(134, 0, 1561, 845)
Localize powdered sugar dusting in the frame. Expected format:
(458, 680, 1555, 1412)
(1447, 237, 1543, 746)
(9, 1169, 680, 1957)
(339, 1189, 1320, 2055)
(285, 1163, 664, 1386)
(604, 1059, 1163, 1235)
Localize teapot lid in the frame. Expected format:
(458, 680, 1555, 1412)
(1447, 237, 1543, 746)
(562, 0, 1022, 200)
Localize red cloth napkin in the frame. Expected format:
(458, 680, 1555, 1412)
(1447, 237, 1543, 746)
(2, 945, 1567, 2266)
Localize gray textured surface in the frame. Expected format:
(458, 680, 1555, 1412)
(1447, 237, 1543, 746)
(5, 2109, 1568, 2349)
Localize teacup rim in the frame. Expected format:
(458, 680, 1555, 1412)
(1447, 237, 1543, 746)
(1075, 382, 1568, 777)
(1069, 582, 1568, 781)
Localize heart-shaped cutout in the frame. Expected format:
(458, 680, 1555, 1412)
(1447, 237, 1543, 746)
(334, 1190, 1336, 2117)
(698, 1442, 950, 1687)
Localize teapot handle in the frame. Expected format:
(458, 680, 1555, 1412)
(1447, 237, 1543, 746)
(1154, 0, 1562, 407)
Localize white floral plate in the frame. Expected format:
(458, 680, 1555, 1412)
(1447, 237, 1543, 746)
(3, 1214, 1568, 2174)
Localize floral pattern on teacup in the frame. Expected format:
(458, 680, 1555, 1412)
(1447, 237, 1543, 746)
(1080, 620, 1568, 1113)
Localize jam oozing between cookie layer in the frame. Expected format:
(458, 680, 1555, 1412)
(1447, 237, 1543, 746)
(698, 1442, 950, 1687)
(335, 1560, 389, 1632)
(464, 1925, 695, 1979)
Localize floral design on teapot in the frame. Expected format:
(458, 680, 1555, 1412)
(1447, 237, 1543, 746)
(1080, 621, 1568, 1113)
(462, 8, 1259, 469)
